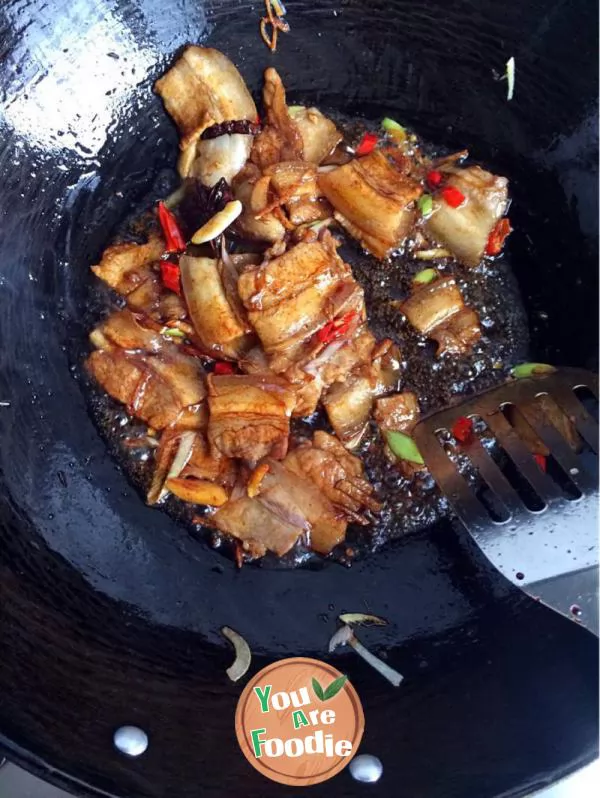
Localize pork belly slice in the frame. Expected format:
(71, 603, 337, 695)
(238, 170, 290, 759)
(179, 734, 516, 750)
(180, 255, 254, 359)
(284, 431, 381, 524)
(251, 68, 341, 170)
(374, 391, 420, 434)
(212, 492, 304, 558)
(318, 150, 423, 258)
(207, 374, 295, 462)
(238, 234, 365, 362)
(322, 339, 402, 448)
(425, 165, 508, 267)
(91, 235, 164, 297)
(400, 275, 481, 355)
(374, 391, 425, 477)
(155, 47, 257, 184)
(86, 325, 206, 431)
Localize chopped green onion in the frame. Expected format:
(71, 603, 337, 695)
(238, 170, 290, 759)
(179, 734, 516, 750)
(307, 218, 332, 232)
(161, 327, 186, 339)
(418, 194, 433, 217)
(382, 117, 405, 134)
(505, 56, 515, 101)
(511, 363, 556, 379)
(288, 105, 305, 117)
(413, 268, 437, 285)
(386, 430, 424, 465)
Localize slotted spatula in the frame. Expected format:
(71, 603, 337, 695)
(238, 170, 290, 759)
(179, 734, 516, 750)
(412, 367, 599, 634)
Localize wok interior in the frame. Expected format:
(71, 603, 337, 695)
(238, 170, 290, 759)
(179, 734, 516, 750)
(0, 1, 597, 797)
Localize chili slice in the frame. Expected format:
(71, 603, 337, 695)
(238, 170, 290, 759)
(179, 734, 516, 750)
(160, 261, 181, 295)
(452, 416, 474, 444)
(534, 453, 547, 472)
(355, 132, 378, 156)
(317, 311, 357, 344)
(441, 186, 466, 208)
(486, 218, 512, 256)
(157, 201, 186, 253)
(213, 361, 235, 375)
(426, 170, 443, 188)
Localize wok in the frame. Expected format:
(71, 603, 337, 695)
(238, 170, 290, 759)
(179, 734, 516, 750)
(0, 1, 598, 796)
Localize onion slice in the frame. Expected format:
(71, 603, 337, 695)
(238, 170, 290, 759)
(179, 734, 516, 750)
(328, 623, 403, 688)
(338, 613, 388, 627)
(221, 626, 252, 682)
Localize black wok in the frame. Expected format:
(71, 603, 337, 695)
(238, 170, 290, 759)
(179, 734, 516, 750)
(0, 1, 598, 796)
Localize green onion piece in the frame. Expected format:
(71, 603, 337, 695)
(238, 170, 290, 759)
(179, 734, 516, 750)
(288, 105, 305, 117)
(413, 268, 437, 285)
(511, 362, 556, 379)
(161, 327, 186, 339)
(385, 430, 424, 465)
(505, 56, 515, 101)
(418, 194, 433, 217)
(382, 117, 405, 133)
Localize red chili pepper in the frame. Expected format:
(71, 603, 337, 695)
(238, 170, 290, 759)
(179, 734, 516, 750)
(485, 217, 512, 256)
(213, 361, 235, 375)
(534, 453, 547, 472)
(355, 132, 378, 156)
(317, 311, 357, 345)
(427, 170, 443, 189)
(441, 186, 466, 208)
(452, 416, 474, 444)
(160, 261, 181, 295)
(157, 201, 186, 253)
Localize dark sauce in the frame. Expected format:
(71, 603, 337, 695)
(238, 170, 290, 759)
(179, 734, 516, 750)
(81, 114, 530, 569)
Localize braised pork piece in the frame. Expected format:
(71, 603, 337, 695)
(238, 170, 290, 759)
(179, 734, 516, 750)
(86, 46, 525, 566)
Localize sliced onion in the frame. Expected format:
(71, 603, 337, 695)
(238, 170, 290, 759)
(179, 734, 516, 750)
(350, 638, 404, 687)
(414, 248, 451, 260)
(157, 430, 196, 502)
(221, 626, 252, 682)
(328, 623, 403, 687)
(339, 613, 388, 627)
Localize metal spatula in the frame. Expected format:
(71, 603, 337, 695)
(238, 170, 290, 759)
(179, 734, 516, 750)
(412, 368, 599, 634)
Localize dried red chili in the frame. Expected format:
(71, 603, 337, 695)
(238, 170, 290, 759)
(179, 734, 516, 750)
(534, 453, 547, 472)
(441, 186, 466, 208)
(486, 217, 512, 256)
(157, 201, 186, 253)
(213, 361, 235, 375)
(355, 132, 378, 156)
(452, 416, 474, 444)
(160, 261, 181, 295)
(317, 311, 357, 344)
(426, 170, 443, 189)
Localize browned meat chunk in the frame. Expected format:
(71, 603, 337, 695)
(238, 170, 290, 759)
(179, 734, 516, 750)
(374, 392, 420, 434)
(207, 374, 295, 462)
(319, 150, 423, 258)
(213, 492, 304, 558)
(284, 431, 380, 523)
(180, 255, 254, 359)
(400, 276, 481, 356)
(91, 234, 164, 295)
(425, 165, 508, 267)
(257, 460, 347, 554)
